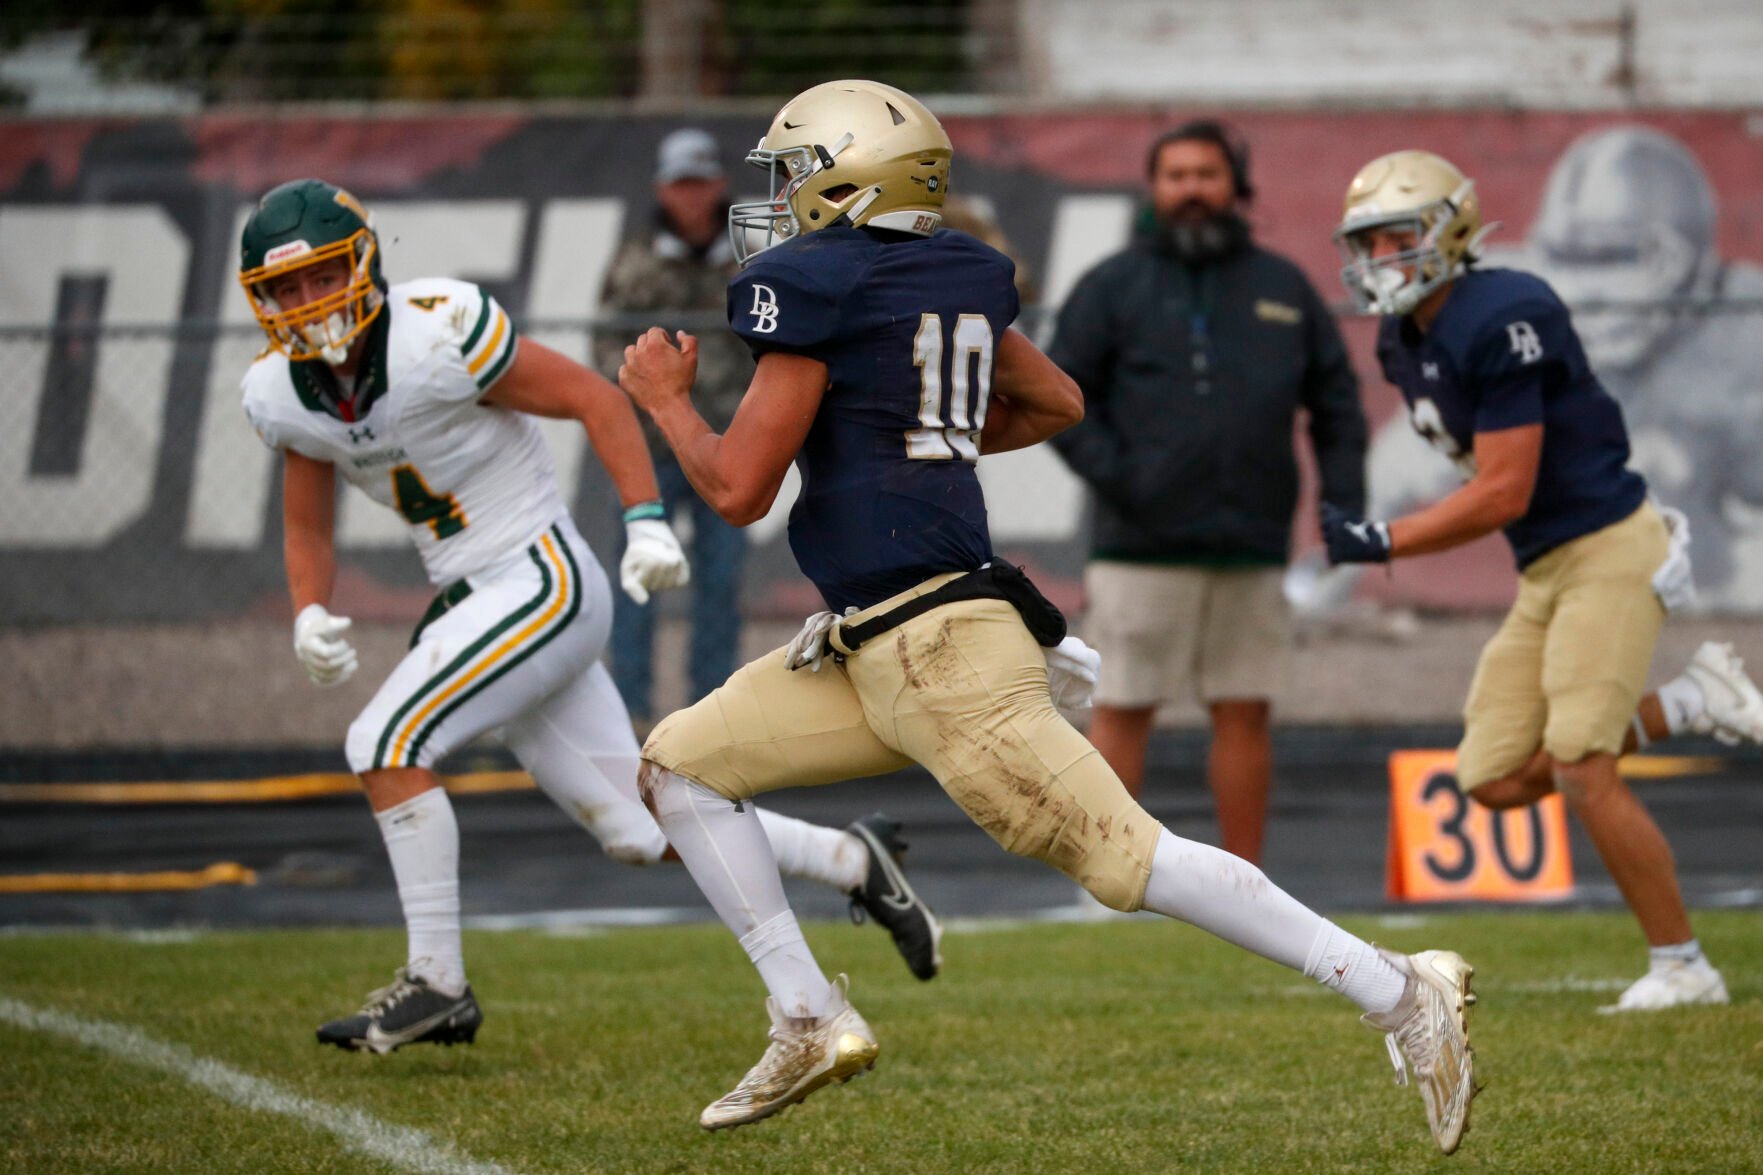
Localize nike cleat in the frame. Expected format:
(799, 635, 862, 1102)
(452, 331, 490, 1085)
(846, 813, 943, 980)
(316, 969, 482, 1055)
(1599, 957, 1729, 1013)
(699, 974, 879, 1131)
(1363, 948, 1478, 1155)
(1683, 641, 1763, 746)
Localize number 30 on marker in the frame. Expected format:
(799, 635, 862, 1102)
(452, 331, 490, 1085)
(1385, 750, 1575, 902)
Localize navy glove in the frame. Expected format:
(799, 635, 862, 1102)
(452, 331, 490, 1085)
(1321, 502, 1393, 564)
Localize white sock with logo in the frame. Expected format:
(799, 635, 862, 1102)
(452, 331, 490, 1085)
(756, 809, 868, 893)
(375, 788, 466, 997)
(1140, 828, 1406, 1014)
(1303, 924, 1410, 1015)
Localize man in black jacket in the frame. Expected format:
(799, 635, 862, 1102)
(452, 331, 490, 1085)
(1049, 121, 1368, 864)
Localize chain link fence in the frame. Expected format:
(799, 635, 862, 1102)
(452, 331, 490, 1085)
(8, 295, 1763, 627)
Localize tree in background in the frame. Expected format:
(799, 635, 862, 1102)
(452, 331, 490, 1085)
(5, 0, 972, 107)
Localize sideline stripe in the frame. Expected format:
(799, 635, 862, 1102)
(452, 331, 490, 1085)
(0, 995, 518, 1175)
(0, 754, 1722, 808)
(1618, 755, 1723, 778)
(0, 771, 535, 806)
(0, 862, 257, 894)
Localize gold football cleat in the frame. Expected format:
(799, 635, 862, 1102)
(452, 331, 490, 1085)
(700, 974, 879, 1131)
(1363, 948, 1479, 1155)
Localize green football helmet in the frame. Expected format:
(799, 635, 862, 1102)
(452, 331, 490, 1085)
(239, 178, 384, 363)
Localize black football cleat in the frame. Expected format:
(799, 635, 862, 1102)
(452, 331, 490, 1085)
(316, 969, 482, 1054)
(846, 813, 944, 981)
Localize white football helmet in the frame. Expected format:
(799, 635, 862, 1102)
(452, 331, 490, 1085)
(728, 79, 952, 266)
(1334, 150, 1489, 316)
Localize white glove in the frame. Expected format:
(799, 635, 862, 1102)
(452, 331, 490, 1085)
(293, 602, 358, 688)
(1651, 503, 1696, 613)
(619, 517, 690, 605)
(1043, 635, 1102, 715)
(784, 610, 843, 672)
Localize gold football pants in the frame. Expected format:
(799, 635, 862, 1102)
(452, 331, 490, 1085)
(644, 574, 1160, 910)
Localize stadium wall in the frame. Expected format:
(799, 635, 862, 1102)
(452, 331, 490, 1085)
(5, 107, 1763, 748)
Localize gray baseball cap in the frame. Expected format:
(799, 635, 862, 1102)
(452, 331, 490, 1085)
(656, 128, 724, 184)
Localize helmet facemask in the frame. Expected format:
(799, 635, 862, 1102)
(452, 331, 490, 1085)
(240, 226, 383, 366)
(1334, 186, 1482, 316)
(729, 135, 861, 266)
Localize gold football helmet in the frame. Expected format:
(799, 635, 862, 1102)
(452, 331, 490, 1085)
(728, 79, 952, 266)
(1333, 150, 1488, 315)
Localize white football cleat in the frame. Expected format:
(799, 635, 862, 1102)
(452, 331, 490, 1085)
(1598, 958, 1730, 1014)
(1682, 641, 1763, 746)
(699, 974, 879, 1131)
(1363, 948, 1478, 1156)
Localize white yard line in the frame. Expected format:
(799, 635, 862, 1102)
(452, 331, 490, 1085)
(0, 995, 520, 1175)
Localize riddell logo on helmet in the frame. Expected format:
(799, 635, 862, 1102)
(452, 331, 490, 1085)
(265, 240, 313, 264)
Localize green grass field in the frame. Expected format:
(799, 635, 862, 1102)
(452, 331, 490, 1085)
(3, 910, 1761, 1174)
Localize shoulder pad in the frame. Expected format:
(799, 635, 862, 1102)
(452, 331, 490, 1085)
(728, 252, 843, 353)
(391, 277, 519, 393)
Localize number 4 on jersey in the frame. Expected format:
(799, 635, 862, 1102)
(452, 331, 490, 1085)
(907, 312, 994, 462)
(391, 464, 467, 538)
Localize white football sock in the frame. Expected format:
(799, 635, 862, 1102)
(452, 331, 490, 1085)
(756, 809, 868, 892)
(375, 788, 465, 996)
(1657, 676, 1705, 736)
(646, 769, 832, 1018)
(1140, 828, 1406, 1014)
(1302, 923, 1409, 1016)
(1650, 938, 1704, 969)
(741, 912, 833, 1020)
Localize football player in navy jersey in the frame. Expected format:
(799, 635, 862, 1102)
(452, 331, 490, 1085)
(1325, 150, 1763, 1013)
(620, 81, 1478, 1152)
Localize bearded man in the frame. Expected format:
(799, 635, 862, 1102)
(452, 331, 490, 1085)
(1049, 120, 1368, 864)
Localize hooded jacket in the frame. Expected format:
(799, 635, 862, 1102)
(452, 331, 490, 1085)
(1049, 216, 1367, 565)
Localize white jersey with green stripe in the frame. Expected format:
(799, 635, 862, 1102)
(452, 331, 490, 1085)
(242, 277, 565, 586)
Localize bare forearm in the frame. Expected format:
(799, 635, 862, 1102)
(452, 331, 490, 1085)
(1389, 479, 1524, 558)
(647, 397, 747, 518)
(985, 330, 1083, 454)
(981, 394, 1074, 454)
(577, 380, 662, 507)
(285, 529, 335, 612)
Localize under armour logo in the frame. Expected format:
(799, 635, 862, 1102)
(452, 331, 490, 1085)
(1421, 361, 1440, 381)
(748, 283, 780, 334)
(1506, 320, 1543, 364)
(348, 425, 376, 444)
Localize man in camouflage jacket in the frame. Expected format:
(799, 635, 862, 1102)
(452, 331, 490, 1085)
(595, 129, 754, 722)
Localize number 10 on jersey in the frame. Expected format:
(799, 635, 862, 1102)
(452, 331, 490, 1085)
(907, 312, 994, 463)
(1385, 750, 1574, 902)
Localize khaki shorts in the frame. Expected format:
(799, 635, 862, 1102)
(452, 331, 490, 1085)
(644, 573, 1162, 911)
(1457, 502, 1668, 790)
(1083, 562, 1291, 708)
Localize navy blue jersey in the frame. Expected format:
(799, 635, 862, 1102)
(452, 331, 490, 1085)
(1376, 267, 1646, 568)
(728, 227, 1020, 611)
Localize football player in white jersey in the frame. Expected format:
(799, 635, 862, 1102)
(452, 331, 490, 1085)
(237, 178, 944, 1055)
